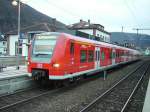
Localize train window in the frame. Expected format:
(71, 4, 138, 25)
(80, 50, 87, 63)
(88, 50, 94, 62)
(95, 51, 97, 61)
(101, 51, 105, 60)
(124, 52, 126, 56)
(70, 42, 74, 55)
(98, 51, 100, 60)
(121, 51, 123, 56)
(112, 52, 115, 58)
(95, 51, 100, 61)
(110, 51, 112, 59)
(116, 52, 119, 57)
(127, 52, 129, 56)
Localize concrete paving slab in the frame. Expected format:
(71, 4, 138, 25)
(142, 77, 150, 112)
(0, 65, 36, 96)
(0, 65, 28, 80)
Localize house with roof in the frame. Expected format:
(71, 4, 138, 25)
(68, 19, 111, 43)
(0, 34, 7, 55)
(5, 23, 49, 56)
(5, 19, 74, 57)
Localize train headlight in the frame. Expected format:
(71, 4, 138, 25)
(27, 61, 30, 65)
(53, 63, 60, 68)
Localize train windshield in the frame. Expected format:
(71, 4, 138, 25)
(31, 34, 58, 62)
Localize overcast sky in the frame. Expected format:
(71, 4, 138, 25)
(26, 0, 150, 35)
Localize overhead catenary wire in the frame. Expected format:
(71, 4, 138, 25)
(123, 0, 141, 28)
(42, 0, 106, 25)
(43, 0, 82, 21)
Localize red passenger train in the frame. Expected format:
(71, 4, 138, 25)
(27, 32, 141, 80)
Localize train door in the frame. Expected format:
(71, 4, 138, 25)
(112, 48, 115, 65)
(69, 41, 76, 73)
(95, 47, 100, 69)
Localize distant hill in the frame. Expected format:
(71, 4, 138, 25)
(111, 32, 150, 49)
(0, 0, 68, 33)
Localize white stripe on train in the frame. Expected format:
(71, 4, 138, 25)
(48, 60, 137, 80)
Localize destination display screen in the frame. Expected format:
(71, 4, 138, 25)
(31, 34, 58, 62)
(35, 35, 57, 40)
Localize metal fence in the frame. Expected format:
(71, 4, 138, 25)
(0, 56, 26, 66)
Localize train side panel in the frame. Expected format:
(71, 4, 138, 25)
(28, 32, 141, 80)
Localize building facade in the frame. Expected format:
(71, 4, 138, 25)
(0, 34, 7, 55)
(6, 34, 28, 56)
(5, 21, 74, 57)
(68, 20, 111, 43)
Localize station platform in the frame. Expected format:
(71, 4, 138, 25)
(142, 76, 150, 112)
(0, 65, 28, 80)
(0, 65, 35, 96)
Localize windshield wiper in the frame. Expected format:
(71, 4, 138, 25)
(35, 53, 48, 56)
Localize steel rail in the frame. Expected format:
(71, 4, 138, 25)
(0, 78, 36, 98)
(79, 63, 144, 112)
(0, 86, 36, 98)
(0, 73, 95, 111)
(0, 62, 143, 111)
(121, 64, 150, 112)
(0, 79, 33, 88)
(0, 86, 66, 111)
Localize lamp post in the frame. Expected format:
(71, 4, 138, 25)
(12, 0, 21, 70)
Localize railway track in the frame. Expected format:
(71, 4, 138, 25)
(79, 62, 149, 112)
(122, 64, 150, 112)
(0, 87, 54, 111)
(0, 75, 97, 112)
(0, 61, 143, 112)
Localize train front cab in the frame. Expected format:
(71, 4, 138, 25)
(28, 32, 67, 80)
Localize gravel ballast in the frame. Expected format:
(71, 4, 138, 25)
(1, 61, 144, 112)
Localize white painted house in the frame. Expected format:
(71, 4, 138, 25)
(68, 20, 111, 43)
(7, 34, 28, 56)
(5, 23, 53, 57)
(5, 21, 72, 57)
(0, 35, 7, 55)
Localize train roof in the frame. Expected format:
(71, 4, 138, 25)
(35, 32, 140, 53)
(62, 33, 138, 52)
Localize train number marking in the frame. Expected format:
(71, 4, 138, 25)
(37, 64, 43, 68)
